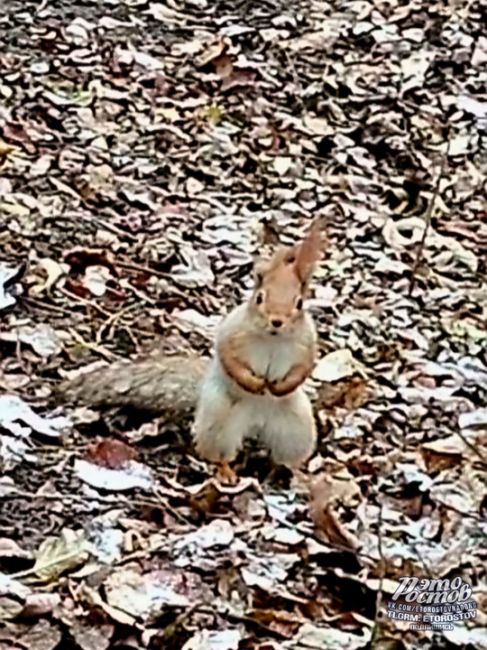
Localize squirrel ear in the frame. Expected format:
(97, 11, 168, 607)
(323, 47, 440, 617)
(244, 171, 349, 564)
(253, 259, 268, 287)
(294, 218, 323, 286)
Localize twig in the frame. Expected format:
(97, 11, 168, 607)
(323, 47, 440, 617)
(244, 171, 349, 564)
(194, 604, 290, 640)
(280, 48, 307, 115)
(35, 0, 48, 13)
(408, 138, 451, 296)
(455, 429, 487, 468)
(95, 304, 135, 344)
(78, 212, 138, 242)
(370, 500, 384, 648)
(2, 488, 126, 505)
(159, 602, 205, 642)
(59, 287, 112, 318)
(68, 328, 118, 362)
(265, 499, 377, 562)
(22, 296, 72, 316)
(116, 260, 171, 279)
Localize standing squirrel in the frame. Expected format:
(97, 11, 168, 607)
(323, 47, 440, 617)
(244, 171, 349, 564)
(59, 221, 322, 470)
(193, 220, 321, 471)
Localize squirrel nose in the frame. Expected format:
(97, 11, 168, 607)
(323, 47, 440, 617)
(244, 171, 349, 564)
(271, 318, 283, 329)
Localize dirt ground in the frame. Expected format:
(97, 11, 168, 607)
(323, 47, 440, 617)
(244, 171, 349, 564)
(0, 0, 486, 648)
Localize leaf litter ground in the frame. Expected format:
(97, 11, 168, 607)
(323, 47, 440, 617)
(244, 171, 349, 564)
(0, 0, 486, 649)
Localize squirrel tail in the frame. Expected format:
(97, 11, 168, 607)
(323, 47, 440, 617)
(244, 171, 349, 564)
(58, 355, 208, 415)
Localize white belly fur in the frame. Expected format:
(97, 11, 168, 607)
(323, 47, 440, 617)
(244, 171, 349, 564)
(244, 334, 301, 381)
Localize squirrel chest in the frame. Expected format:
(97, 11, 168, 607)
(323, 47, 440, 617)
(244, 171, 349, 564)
(243, 331, 304, 381)
(216, 304, 315, 383)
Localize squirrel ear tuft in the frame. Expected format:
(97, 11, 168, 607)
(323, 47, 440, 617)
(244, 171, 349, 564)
(253, 258, 268, 287)
(294, 218, 323, 285)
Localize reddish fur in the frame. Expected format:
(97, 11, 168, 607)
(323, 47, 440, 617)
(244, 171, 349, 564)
(294, 219, 323, 285)
(251, 220, 323, 334)
(218, 333, 266, 394)
(223, 220, 322, 395)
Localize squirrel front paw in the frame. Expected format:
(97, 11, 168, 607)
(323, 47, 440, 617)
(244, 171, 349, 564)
(267, 362, 311, 397)
(245, 372, 266, 394)
(267, 379, 294, 397)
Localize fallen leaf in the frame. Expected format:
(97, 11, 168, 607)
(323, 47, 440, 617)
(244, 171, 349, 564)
(283, 623, 371, 649)
(28, 258, 68, 295)
(182, 629, 243, 650)
(459, 408, 487, 430)
(172, 245, 215, 288)
(0, 572, 30, 619)
(175, 519, 234, 553)
(104, 563, 207, 621)
(195, 38, 229, 67)
(86, 439, 137, 469)
(420, 434, 469, 472)
(74, 458, 155, 491)
(70, 620, 114, 650)
(22, 592, 61, 617)
(317, 376, 372, 409)
(0, 538, 31, 559)
(313, 349, 364, 382)
(82, 265, 113, 297)
(0, 395, 70, 438)
(0, 619, 62, 650)
(0, 262, 25, 311)
(273, 156, 293, 176)
(33, 528, 89, 581)
(0, 324, 63, 358)
(309, 475, 361, 550)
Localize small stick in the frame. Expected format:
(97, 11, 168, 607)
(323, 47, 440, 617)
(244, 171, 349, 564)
(370, 500, 384, 647)
(455, 429, 487, 467)
(408, 138, 451, 296)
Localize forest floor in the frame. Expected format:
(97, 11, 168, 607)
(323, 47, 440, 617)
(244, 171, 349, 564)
(0, 0, 486, 649)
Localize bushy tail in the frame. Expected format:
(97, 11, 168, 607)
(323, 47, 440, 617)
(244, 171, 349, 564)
(58, 354, 208, 415)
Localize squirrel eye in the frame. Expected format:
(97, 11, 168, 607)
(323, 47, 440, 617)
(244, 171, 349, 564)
(295, 297, 303, 310)
(255, 291, 264, 305)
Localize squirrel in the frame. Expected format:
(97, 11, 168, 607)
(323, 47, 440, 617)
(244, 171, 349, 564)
(59, 220, 322, 473)
(193, 220, 321, 473)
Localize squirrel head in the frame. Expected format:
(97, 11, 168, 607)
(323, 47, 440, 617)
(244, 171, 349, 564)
(250, 219, 322, 335)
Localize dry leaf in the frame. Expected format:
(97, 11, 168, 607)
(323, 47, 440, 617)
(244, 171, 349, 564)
(313, 349, 364, 382)
(33, 528, 89, 581)
(309, 475, 361, 550)
(86, 438, 138, 469)
(74, 459, 154, 491)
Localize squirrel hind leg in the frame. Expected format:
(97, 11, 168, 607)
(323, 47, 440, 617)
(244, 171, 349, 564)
(192, 394, 249, 464)
(260, 389, 317, 468)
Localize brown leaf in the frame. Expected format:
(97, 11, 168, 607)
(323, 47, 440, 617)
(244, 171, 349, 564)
(188, 481, 221, 515)
(214, 53, 234, 80)
(258, 216, 281, 246)
(317, 376, 372, 410)
(2, 121, 37, 154)
(420, 435, 465, 473)
(309, 475, 361, 550)
(86, 439, 137, 469)
(251, 608, 302, 638)
(22, 592, 61, 617)
(195, 38, 229, 67)
(221, 67, 257, 91)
